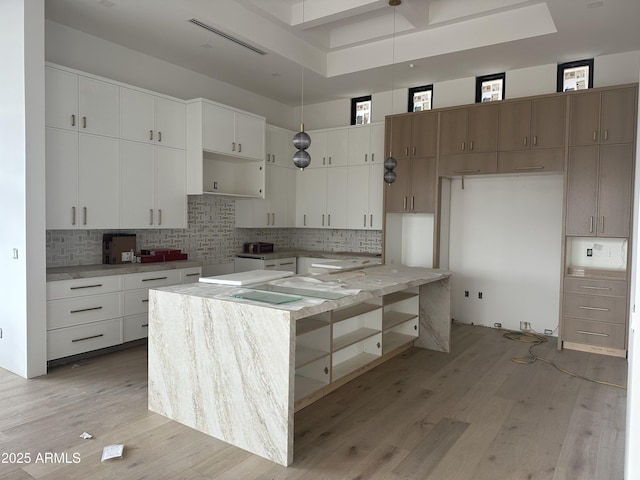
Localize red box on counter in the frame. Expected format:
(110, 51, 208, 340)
(164, 252, 188, 261)
(139, 254, 164, 263)
(140, 249, 181, 256)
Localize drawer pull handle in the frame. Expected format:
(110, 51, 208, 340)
(514, 166, 544, 171)
(142, 299, 149, 303)
(141, 276, 169, 282)
(576, 330, 608, 337)
(186, 273, 200, 277)
(70, 284, 103, 290)
(577, 306, 610, 312)
(141, 324, 149, 328)
(454, 169, 480, 174)
(265, 264, 276, 268)
(70, 306, 103, 314)
(578, 285, 611, 291)
(72, 333, 104, 343)
(280, 262, 294, 266)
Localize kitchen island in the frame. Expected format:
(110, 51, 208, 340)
(148, 265, 451, 466)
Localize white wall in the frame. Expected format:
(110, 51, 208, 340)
(624, 62, 640, 480)
(45, 21, 295, 130)
(0, 0, 47, 378)
(447, 175, 564, 333)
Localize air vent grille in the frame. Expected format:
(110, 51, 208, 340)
(188, 18, 267, 55)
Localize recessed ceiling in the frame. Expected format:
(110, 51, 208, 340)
(44, 0, 640, 106)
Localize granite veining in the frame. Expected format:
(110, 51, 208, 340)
(147, 265, 451, 466)
(46, 260, 202, 282)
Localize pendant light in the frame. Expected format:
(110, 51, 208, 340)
(293, 0, 311, 170)
(384, 0, 400, 184)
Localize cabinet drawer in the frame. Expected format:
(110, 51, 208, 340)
(182, 267, 202, 283)
(563, 277, 627, 297)
(47, 293, 122, 329)
(562, 317, 626, 350)
(47, 317, 123, 361)
(47, 275, 121, 300)
(497, 148, 564, 174)
(438, 153, 497, 177)
(562, 293, 626, 324)
(123, 313, 149, 342)
(123, 289, 150, 316)
(122, 269, 181, 290)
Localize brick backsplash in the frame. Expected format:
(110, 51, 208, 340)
(46, 196, 382, 267)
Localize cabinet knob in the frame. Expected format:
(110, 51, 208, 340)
(158, 131, 162, 142)
(71, 114, 76, 127)
(370, 214, 373, 227)
(533, 135, 538, 146)
(403, 197, 407, 210)
(150, 209, 154, 226)
(232, 141, 236, 151)
(83, 207, 87, 225)
(365, 153, 368, 162)
(603, 130, 609, 142)
(371, 153, 375, 162)
(238, 143, 242, 152)
(592, 131, 598, 142)
(71, 206, 76, 226)
(158, 209, 162, 225)
(405, 147, 409, 156)
(523, 136, 528, 147)
(324, 367, 329, 375)
(461, 141, 466, 152)
(364, 214, 367, 227)
(469, 140, 474, 151)
(412, 146, 416, 156)
(82, 116, 87, 129)
(150, 130, 154, 141)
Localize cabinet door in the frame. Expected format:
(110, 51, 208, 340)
(234, 112, 265, 160)
(271, 127, 295, 167)
(410, 157, 437, 213)
(155, 97, 186, 150)
(78, 134, 120, 229)
(569, 91, 600, 146)
(498, 100, 531, 151)
(601, 88, 636, 145)
(598, 144, 633, 237)
(326, 129, 349, 167)
(565, 146, 598, 236)
(203, 103, 235, 154)
(326, 167, 348, 228)
(468, 104, 498, 153)
(390, 116, 412, 159)
(369, 123, 385, 164)
(155, 147, 187, 229)
(412, 112, 438, 157)
(45, 67, 78, 130)
(269, 164, 290, 227)
(348, 126, 370, 165)
(307, 130, 327, 168)
(120, 87, 155, 144)
(531, 96, 566, 149)
(296, 168, 326, 227)
(78, 76, 120, 138)
(120, 140, 155, 228)
(439, 108, 468, 156)
(46, 128, 79, 229)
(384, 158, 411, 213)
(368, 163, 384, 229)
(346, 165, 370, 228)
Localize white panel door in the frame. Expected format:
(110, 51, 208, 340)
(348, 126, 370, 165)
(306, 130, 327, 168)
(234, 112, 265, 160)
(347, 165, 370, 229)
(78, 76, 120, 138)
(120, 87, 155, 144)
(369, 123, 385, 165)
(45, 67, 78, 131)
(155, 147, 187, 229)
(326, 129, 349, 167)
(78, 134, 120, 229)
(46, 127, 79, 229)
(203, 103, 235, 154)
(120, 140, 155, 228)
(155, 97, 186, 150)
(296, 168, 326, 227)
(368, 163, 384, 229)
(326, 167, 348, 228)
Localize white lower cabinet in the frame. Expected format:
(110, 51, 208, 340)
(294, 287, 419, 409)
(234, 257, 296, 273)
(47, 266, 201, 362)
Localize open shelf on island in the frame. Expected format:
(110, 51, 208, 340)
(332, 303, 380, 323)
(333, 328, 379, 352)
(383, 331, 416, 353)
(382, 290, 418, 306)
(332, 352, 379, 381)
(294, 375, 327, 402)
(296, 314, 330, 335)
(296, 346, 329, 369)
(383, 311, 417, 331)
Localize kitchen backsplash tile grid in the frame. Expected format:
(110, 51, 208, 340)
(47, 196, 382, 267)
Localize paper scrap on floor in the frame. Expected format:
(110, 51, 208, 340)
(101, 444, 124, 462)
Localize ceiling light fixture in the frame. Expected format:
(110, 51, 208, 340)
(292, 0, 311, 170)
(384, 0, 401, 185)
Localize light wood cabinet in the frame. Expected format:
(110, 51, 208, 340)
(120, 142, 186, 229)
(385, 157, 437, 214)
(440, 104, 498, 156)
(498, 96, 566, 151)
(565, 144, 633, 237)
(388, 112, 437, 160)
(46, 128, 120, 229)
(569, 87, 637, 146)
(438, 153, 497, 177)
(120, 87, 186, 150)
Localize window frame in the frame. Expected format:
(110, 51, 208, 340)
(350, 95, 372, 126)
(407, 84, 434, 113)
(557, 59, 594, 93)
(475, 72, 506, 103)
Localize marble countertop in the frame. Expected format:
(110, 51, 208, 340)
(47, 260, 202, 281)
(235, 249, 382, 260)
(155, 265, 451, 320)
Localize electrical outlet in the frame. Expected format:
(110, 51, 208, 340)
(587, 248, 593, 257)
(520, 321, 531, 331)
(478, 292, 483, 299)
(494, 322, 502, 328)
(464, 290, 469, 297)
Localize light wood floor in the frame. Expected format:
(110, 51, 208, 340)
(0, 323, 627, 480)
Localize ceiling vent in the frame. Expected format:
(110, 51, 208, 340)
(187, 18, 267, 55)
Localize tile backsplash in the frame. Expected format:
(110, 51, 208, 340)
(46, 196, 382, 267)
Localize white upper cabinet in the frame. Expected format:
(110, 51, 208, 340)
(120, 88, 186, 150)
(266, 125, 295, 168)
(307, 128, 348, 168)
(46, 66, 119, 137)
(347, 123, 385, 165)
(202, 102, 265, 161)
